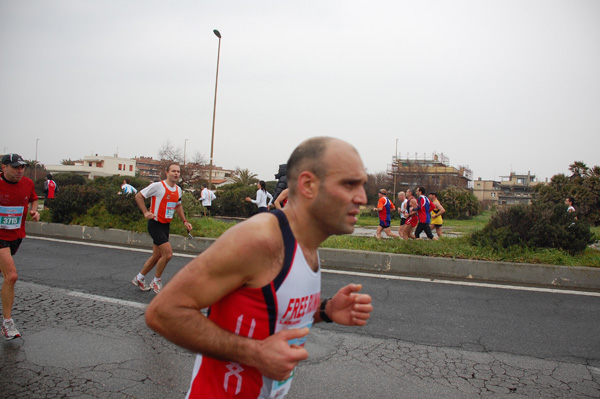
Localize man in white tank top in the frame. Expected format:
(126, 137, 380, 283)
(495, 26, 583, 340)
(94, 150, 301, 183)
(146, 137, 373, 399)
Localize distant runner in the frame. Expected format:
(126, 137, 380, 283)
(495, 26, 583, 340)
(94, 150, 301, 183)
(429, 192, 445, 238)
(414, 186, 435, 240)
(132, 163, 192, 293)
(43, 173, 57, 209)
(373, 189, 399, 239)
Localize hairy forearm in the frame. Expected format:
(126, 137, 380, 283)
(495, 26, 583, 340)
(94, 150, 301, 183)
(135, 193, 148, 213)
(175, 204, 186, 221)
(146, 304, 259, 366)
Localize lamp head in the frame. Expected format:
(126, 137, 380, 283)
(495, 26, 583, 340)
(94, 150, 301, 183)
(213, 29, 221, 38)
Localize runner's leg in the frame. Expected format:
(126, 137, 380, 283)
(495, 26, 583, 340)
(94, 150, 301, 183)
(0, 248, 17, 320)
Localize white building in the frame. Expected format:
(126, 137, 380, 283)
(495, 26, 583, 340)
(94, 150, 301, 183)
(46, 155, 136, 179)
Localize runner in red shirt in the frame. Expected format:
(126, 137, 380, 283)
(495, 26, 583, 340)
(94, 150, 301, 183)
(0, 154, 40, 340)
(399, 189, 418, 240)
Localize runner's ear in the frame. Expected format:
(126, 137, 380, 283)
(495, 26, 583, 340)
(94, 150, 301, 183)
(296, 171, 318, 199)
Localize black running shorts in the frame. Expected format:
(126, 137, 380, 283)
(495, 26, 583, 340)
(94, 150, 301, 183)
(0, 238, 23, 256)
(147, 219, 170, 246)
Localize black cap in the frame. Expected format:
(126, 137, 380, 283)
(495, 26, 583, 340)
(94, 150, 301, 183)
(1, 154, 27, 167)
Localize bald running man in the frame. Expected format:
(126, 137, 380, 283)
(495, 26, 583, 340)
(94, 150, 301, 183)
(146, 137, 373, 398)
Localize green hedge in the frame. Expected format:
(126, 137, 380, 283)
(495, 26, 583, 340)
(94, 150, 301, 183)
(210, 183, 261, 217)
(49, 185, 103, 224)
(470, 202, 594, 255)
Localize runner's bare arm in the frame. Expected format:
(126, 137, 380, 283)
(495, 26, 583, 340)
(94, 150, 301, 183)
(274, 188, 288, 210)
(435, 201, 445, 216)
(134, 192, 153, 219)
(174, 203, 192, 231)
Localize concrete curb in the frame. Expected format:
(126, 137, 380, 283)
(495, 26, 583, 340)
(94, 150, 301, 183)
(26, 222, 600, 291)
(319, 248, 600, 291)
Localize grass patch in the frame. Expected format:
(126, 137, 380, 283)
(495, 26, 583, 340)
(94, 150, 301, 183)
(592, 225, 600, 239)
(355, 214, 382, 227)
(443, 212, 491, 234)
(181, 217, 232, 238)
(321, 235, 600, 267)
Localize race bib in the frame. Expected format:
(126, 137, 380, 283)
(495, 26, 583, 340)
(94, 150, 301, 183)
(165, 202, 176, 219)
(266, 321, 314, 398)
(0, 206, 24, 230)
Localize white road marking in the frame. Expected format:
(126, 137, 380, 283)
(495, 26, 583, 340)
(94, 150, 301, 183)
(30, 236, 600, 298)
(20, 281, 148, 310)
(31, 235, 197, 258)
(323, 269, 600, 297)
(68, 291, 147, 310)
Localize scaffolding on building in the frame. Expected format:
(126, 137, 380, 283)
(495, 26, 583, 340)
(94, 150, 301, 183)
(387, 152, 473, 193)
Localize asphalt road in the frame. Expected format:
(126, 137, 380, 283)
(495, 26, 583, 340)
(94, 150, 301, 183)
(1, 236, 599, 398)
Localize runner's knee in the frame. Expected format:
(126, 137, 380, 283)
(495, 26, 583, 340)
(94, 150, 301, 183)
(159, 246, 173, 260)
(2, 269, 17, 285)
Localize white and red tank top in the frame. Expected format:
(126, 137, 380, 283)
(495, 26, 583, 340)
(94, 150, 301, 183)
(139, 180, 181, 224)
(186, 210, 321, 399)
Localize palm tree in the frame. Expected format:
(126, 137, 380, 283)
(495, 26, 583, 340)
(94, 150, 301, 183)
(232, 168, 258, 185)
(569, 161, 589, 179)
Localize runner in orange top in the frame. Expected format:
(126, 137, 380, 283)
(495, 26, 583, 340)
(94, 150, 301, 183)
(372, 189, 399, 239)
(132, 163, 192, 293)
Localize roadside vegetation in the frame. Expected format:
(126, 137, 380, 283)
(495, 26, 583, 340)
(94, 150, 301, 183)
(321, 235, 600, 268)
(34, 170, 599, 268)
(346, 210, 599, 267)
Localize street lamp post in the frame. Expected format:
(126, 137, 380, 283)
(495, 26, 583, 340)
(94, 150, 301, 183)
(208, 29, 221, 190)
(35, 138, 39, 180)
(184, 139, 188, 165)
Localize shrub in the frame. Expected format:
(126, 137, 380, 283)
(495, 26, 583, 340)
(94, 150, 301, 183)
(470, 202, 594, 255)
(71, 203, 147, 231)
(34, 177, 46, 198)
(181, 191, 203, 219)
(89, 175, 151, 194)
(103, 189, 144, 223)
(49, 185, 103, 224)
(210, 183, 258, 217)
(88, 176, 115, 190)
(437, 186, 479, 219)
(532, 163, 600, 226)
(53, 172, 87, 188)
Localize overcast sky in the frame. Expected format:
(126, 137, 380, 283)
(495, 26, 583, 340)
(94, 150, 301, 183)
(1, 0, 598, 183)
